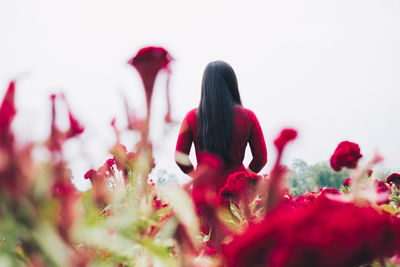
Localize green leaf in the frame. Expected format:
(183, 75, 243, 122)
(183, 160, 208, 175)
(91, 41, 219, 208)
(158, 187, 201, 249)
(230, 201, 243, 223)
(75, 225, 141, 259)
(32, 223, 72, 266)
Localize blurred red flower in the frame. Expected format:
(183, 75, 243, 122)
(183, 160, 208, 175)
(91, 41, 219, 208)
(191, 153, 222, 216)
(52, 179, 79, 243)
(330, 141, 362, 172)
(47, 94, 85, 153)
(84, 169, 97, 180)
(203, 241, 218, 255)
(152, 195, 168, 209)
(375, 180, 391, 194)
(222, 197, 400, 267)
(218, 171, 260, 205)
(83, 168, 109, 206)
(274, 129, 297, 153)
(66, 110, 84, 138)
(319, 188, 340, 198)
(128, 47, 173, 113)
(343, 177, 352, 187)
(387, 173, 400, 188)
(374, 180, 391, 204)
(0, 81, 16, 148)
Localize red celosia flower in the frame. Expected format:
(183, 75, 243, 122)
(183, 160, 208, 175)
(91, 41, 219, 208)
(47, 94, 84, 153)
(84, 168, 109, 205)
(367, 169, 373, 177)
(374, 180, 391, 204)
(273, 128, 298, 153)
(319, 188, 340, 197)
(375, 180, 391, 193)
(106, 158, 116, 170)
(290, 192, 318, 208)
(0, 82, 35, 200)
(190, 153, 228, 245)
(128, 47, 173, 115)
(222, 197, 400, 267)
(266, 129, 298, 214)
(343, 177, 352, 187)
(282, 192, 321, 211)
(0, 81, 16, 148)
(0, 81, 29, 200)
(218, 171, 260, 205)
(387, 173, 400, 188)
(110, 144, 132, 175)
(84, 169, 97, 180)
(52, 179, 79, 243)
(52, 180, 77, 196)
(48, 94, 62, 152)
(152, 195, 168, 210)
(97, 158, 116, 177)
(153, 196, 163, 209)
(62, 94, 84, 138)
(330, 141, 362, 172)
(66, 110, 84, 138)
(203, 241, 218, 255)
(219, 175, 247, 201)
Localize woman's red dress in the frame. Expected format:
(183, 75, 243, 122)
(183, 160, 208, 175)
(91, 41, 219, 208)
(175, 106, 267, 192)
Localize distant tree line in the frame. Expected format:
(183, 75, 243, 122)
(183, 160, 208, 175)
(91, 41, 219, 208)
(286, 159, 350, 196)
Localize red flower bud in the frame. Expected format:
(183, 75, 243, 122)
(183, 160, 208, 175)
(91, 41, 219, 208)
(66, 110, 84, 138)
(128, 47, 173, 112)
(84, 169, 97, 180)
(343, 177, 352, 187)
(387, 173, 400, 189)
(330, 141, 362, 172)
(0, 81, 16, 149)
(274, 128, 297, 152)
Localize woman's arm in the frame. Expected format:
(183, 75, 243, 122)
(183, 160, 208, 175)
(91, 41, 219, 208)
(247, 111, 267, 173)
(175, 113, 195, 174)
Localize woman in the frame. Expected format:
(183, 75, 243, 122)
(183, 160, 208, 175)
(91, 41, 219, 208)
(175, 60, 267, 193)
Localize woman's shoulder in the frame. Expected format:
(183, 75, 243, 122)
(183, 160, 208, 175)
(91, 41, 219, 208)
(234, 106, 257, 119)
(183, 108, 198, 122)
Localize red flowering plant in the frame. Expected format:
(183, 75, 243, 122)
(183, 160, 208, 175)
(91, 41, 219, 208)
(0, 81, 33, 200)
(388, 173, 400, 208)
(0, 47, 199, 267)
(218, 171, 261, 214)
(213, 170, 265, 244)
(330, 146, 397, 211)
(343, 177, 352, 187)
(74, 47, 201, 266)
(266, 128, 298, 212)
(330, 141, 362, 172)
(217, 133, 400, 267)
(339, 177, 353, 193)
(222, 197, 400, 267)
(127, 46, 174, 147)
(388, 173, 400, 188)
(0, 82, 90, 266)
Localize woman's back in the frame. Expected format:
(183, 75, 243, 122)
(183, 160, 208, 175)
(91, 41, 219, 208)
(175, 105, 267, 176)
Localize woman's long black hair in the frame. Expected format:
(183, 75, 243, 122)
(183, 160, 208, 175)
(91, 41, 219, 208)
(197, 61, 242, 164)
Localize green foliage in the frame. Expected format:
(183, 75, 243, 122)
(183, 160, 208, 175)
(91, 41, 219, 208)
(390, 188, 400, 208)
(287, 159, 350, 196)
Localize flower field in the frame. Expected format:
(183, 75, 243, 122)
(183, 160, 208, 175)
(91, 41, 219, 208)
(1, 47, 400, 267)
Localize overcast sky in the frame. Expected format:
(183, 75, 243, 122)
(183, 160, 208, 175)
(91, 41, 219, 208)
(1, 0, 399, 190)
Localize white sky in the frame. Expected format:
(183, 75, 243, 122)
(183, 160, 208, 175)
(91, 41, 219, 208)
(1, 0, 399, 190)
